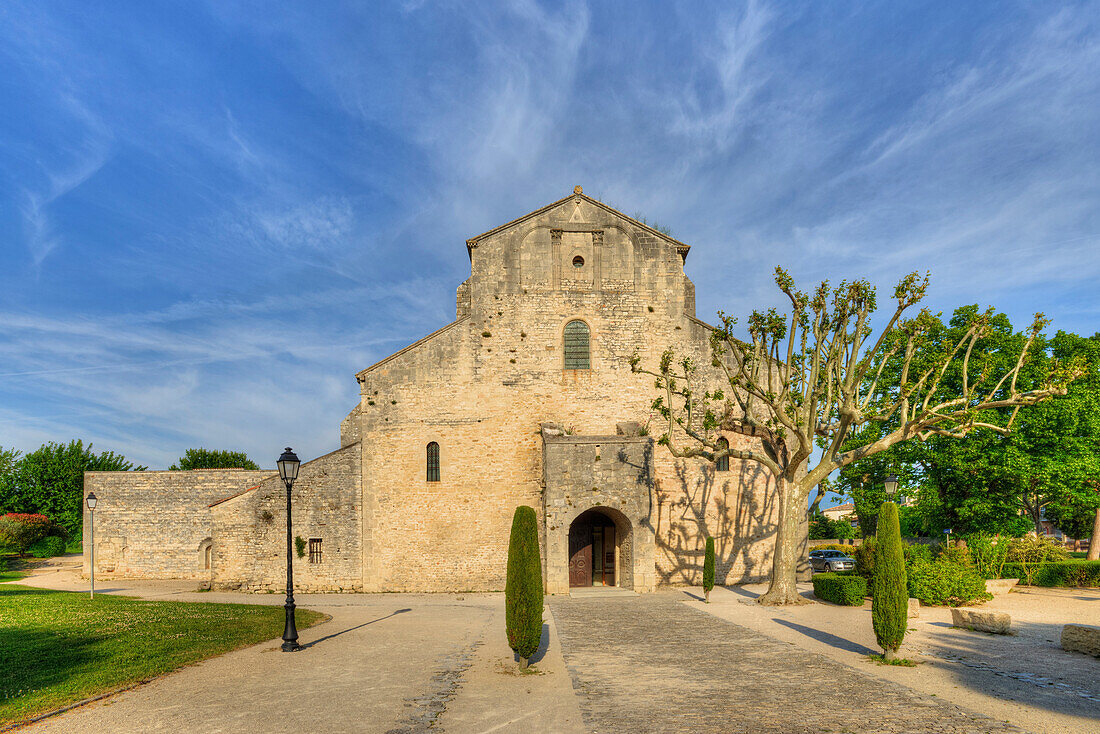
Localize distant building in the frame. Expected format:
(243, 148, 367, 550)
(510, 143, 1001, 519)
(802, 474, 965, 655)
(822, 503, 856, 523)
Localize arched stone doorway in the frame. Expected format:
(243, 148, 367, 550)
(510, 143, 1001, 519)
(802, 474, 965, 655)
(567, 507, 633, 589)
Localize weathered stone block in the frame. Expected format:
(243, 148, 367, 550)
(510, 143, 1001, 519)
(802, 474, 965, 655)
(907, 598, 920, 618)
(1061, 624, 1100, 658)
(951, 608, 1011, 634)
(984, 578, 1019, 596)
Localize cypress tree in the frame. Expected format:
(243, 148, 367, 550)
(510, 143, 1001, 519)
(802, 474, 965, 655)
(872, 501, 907, 660)
(505, 505, 543, 670)
(702, 536, 716, 602)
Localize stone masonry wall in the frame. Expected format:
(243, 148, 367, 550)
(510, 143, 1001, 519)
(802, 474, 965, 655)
(81, 469, 273, 579)
(351, 191, 788, 592)
(209, 442, 362, 592)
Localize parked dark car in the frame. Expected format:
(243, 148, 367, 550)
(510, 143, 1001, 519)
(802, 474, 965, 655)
(809, 549, 856, 572)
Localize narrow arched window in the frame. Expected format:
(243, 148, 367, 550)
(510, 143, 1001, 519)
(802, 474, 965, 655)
(715, 437, 729, 472)
(563, 320, 590, 370)
(426, 442, 440, 482)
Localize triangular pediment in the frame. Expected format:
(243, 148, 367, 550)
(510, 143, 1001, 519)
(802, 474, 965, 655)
(465, 187, 689, 260)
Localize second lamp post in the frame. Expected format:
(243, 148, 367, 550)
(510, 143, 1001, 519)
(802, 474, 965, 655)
(278, 447, 302, 652)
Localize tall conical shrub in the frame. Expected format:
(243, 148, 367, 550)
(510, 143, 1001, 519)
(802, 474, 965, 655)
(702, 536, 716, 602)
(872, 501, 907, 660)
(505, 505, 544, 670)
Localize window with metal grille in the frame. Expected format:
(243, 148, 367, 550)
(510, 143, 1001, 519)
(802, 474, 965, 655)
(308, 538, 322, 564)
(426, 441, 440, 482)
(563, 320, 590, 370)
(715, 438, 729, 472)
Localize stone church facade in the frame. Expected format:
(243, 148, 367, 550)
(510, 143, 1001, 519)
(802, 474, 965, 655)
(83, 188, 798, 593)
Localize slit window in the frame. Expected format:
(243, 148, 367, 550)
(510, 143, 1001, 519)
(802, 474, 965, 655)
(563, 320, 590, 370)
(715, 438, 729, 472)
(308, 538, 323, 564)
(426, 441, 440, 482)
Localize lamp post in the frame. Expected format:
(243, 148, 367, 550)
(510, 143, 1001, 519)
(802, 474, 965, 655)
(278, 448, 302, 652)
(884, 474, 899, 502)
(86, 492, 97, 599)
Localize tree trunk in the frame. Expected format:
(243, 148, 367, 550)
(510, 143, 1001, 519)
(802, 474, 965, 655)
(519, 656, 529, 671)
(883, 648, 898, 662)
(1087, 507, 1100, 562)
(758, 479, 810, 606)
(704, 588, 710, 603)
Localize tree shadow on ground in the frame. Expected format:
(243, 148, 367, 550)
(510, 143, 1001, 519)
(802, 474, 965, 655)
(512, 623, 550, 665)
(771, 618, 877, 655)
(301, 608, 411, 649)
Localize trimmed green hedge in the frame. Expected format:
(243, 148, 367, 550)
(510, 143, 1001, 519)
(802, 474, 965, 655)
(1002, 560, 1100, 588)
(29, 536, 67, 558)
(907, 559, 990, 606)
(812, 572, 868, 605)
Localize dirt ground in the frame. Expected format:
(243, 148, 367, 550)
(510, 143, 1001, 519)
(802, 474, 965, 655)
(687, 581, 1100, 734)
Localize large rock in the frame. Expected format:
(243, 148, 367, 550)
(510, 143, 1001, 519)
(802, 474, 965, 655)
(907, 598, 920, 618)
(1061, 624, 1100, 658)
(984, 578, 1019, 596)
(951, 608, 1011, 634)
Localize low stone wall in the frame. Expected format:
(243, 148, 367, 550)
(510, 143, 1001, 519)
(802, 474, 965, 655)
(82, 469, 274, 580)
(1061, 624, 1100, 658)
(951, 608, 1011, 635)
(984, 578, 1019, 596)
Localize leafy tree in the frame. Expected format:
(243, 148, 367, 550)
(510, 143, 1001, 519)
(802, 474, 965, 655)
(808, 513, 857, 540)
(6, 441, 145, 538)
(0, 513, 59, 556)
(170, 448, 259, 471)
(872, 502, 907, 660)
(702, 536, 715, 602)
(505, 505, 543, 670)
(634, 269, 1074, 604)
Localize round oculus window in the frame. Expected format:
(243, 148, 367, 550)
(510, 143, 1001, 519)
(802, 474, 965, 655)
(572, 255, 584, 268)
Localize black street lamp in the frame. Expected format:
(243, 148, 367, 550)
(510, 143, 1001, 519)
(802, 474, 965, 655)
(86, 492, 98, 599)
(277, 447, 302, 652)
(884, 474, 899, 500)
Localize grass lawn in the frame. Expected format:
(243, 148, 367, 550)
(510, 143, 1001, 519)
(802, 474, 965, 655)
(0, 583, 325, 726)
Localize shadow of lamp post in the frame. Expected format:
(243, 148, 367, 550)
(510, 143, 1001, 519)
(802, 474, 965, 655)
(278, 447, 302, 652)
(86, 491, 97, 599)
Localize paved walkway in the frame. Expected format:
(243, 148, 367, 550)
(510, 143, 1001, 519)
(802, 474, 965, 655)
(549, 592, 1025, 734)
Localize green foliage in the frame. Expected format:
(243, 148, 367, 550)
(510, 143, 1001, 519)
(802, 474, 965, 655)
(1001, 560, 1100, 587)
(169, 448, 259, 471)
(1005, 535, 1069, 563)
(808, 512, 857, 540)
(903, 543, 934, 566)
(907, 557, 991, 606)
(702, 537, 715, 599)
(0, 514, 59, 555)
(854, 538, 877, 579)
(0, 583, 323, 726)
(965, 534, 1011, 580)
(28, 536, 67, 558)
(0, 440, 144, 539)
(505, 506, 543, 665)
(295, 536, 306, 559)
(810, 543, 857, 553)
(812, 572, 868, 605)
(872, 503, 907, 655)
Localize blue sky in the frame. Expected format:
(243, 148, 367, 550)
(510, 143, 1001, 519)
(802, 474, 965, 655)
(1, 1, 1098, 469)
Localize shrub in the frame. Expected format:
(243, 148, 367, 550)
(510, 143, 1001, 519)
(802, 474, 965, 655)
(854, 538, 877, 579)
(29, 536, 67, 558)
(702, 537, 715, 602)
(812, 572, 868, 605)
(872, 503, 908, 659)
(1001, 560, 1100, 588)
(505, 506, 543, 669)
(1006, 536, 1069, 564)
(903, 543, 934, 567)
(0, 513, 56, 555)
(294, 536, 306, 559)
(966, 534, 1010, 580)
(907, 558, 991, 606)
